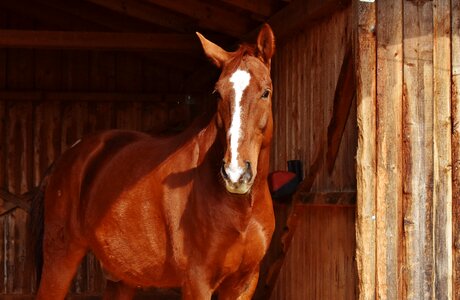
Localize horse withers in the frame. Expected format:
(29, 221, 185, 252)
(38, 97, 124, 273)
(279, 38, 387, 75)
(30, 24, 276, 300)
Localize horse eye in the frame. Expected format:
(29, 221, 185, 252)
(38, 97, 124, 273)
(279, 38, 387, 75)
(261, 89, 270, 99)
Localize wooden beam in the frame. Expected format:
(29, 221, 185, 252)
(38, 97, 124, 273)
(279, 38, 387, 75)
(86, 0, 193, 33)
(219, 0, 275, 18)
(296, 191, 356, 207)
(0, 30, 200, 51)
(0, 189, 33, 215)
(146, 0, 254, 37)
(0, 0, 107, 31)
(243, 0, 350, 42)
(34, 0, 161, 32)
(0, 91, 196, 102)
(326, 42, 355, 174)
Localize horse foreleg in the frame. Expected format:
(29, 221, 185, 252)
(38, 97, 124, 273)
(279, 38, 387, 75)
(217, 270, 259, 300)
(36, 238, 87, 300)
(182, 272, 213, 300)
(103, 280, 136, 300)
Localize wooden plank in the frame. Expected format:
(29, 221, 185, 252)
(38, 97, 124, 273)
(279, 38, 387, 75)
(6, 49, 34, 90)
(86, 0, 192, 33)
(33, 101, 61, 186)
(34, 0, 160, 32)
(433, 0, 453, 298)
(0, 91, 192, 102)
(270, 206, 356, 300)
(353, 1, 377, 298)
(220, 0, 274, 17)
(6, 102, 34, 294)
(0, 30, 200, 51)
(62, 51, 89, 91)
(452, 0, 460, 298)
(116, 53, 143, 92)
(0, 100, 6, 293)
(375, 1, 403, 298)
(146, 0, 253, 38)
(402, 1, 434, 298)
(326, 43, 354, 174)
(0, 0, 107, 31)
(245, 0, 349, 42)
(35, 50, 62, 90)
(296, 191, 356, 207)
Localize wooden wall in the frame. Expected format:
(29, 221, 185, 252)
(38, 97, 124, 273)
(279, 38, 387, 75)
(269, 6, 357, 300)
(355, 0, 460, 299)
(270, 6, 356, 193)
(0, 9, 196, 298)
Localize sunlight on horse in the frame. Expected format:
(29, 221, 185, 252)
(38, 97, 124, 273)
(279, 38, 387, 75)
(30, 24, 276, 300)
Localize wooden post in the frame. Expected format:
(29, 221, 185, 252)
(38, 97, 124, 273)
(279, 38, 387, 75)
(353, 0, 377, 299)
(433, 0, 453, 298)
(402, 1, 435, 298)
(452, 1, 460, 298)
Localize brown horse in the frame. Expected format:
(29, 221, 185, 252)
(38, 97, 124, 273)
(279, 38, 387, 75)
(30, 24, 276, 300)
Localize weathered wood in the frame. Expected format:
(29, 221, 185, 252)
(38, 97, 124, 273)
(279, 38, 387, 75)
(375, 1, 404, 299)
(326, 43, 355, 174)
(354, 1, 377, 298)
(433, 0, 453, 298)
(402, 1, 434, 299)
(452, 0, 460, 298)
(0, 30, 200, 51)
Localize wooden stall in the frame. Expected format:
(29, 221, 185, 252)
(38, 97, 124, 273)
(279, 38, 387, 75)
(0, 0, 363, 299)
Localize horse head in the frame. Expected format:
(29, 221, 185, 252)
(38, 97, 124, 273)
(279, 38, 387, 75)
(197, 24, 275, 194)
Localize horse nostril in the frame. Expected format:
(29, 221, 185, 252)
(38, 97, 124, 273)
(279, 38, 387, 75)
(241, 161, 253, 183)
(221, 161, 229, 180)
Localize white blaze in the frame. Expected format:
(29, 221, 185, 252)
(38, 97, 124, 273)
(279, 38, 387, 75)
(227, 69, 251, 183)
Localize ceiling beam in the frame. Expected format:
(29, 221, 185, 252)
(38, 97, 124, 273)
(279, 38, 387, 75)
(0, 30, 200, 51)
(34, 0, 160, 32)
(263, 0, 350, 41)
(219, 0, 274, 18)
(86, 0, 194, 33)
(0, 0, 107, 31)
(146, 0, 254, 37)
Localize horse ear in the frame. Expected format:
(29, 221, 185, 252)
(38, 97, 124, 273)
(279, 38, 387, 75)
(256, 24, 275, 66)
(196, 32, 231, 69)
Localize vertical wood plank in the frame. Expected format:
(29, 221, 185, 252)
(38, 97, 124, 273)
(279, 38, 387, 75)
(33, 102, 61, 186)
(7, 102, 33, 294)
(402, 1, 435, 299)
(375, 1, 404, 299)
(452, 0, 460, 298)
(354, 0, 377, 299)
(0, 101, 6, 293)
(35, 50, 62, 90)
(433, 0, 453, 298)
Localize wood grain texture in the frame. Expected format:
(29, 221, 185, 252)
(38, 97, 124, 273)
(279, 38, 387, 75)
(376, 1, 404, 299)
(270, 206, 356, 300)
(433, 0, 453, 298)
(452, 0, 460, 298)
(353, 1, 377, 298)
(402, 1, 435, 299)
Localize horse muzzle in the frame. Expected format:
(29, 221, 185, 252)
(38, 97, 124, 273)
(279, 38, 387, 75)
(220, 161, 254, 194)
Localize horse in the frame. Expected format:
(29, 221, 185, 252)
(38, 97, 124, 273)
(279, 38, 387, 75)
(30, 24, 276, 300)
